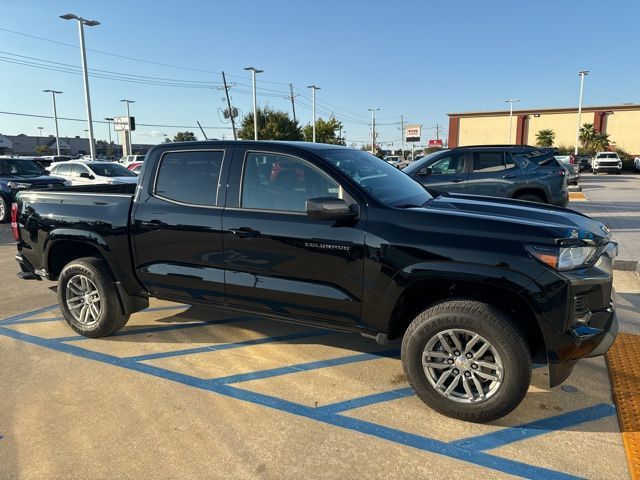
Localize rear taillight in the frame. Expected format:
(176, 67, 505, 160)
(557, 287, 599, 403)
(569, 155, 575, 164)
(10, 203, 19, 241)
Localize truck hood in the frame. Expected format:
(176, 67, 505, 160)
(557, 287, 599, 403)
(0, 175, 67, 186)
(424, 193, 610, 245)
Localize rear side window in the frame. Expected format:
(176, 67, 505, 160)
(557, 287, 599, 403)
(472, 152, 505, 172)
(56, 164, 72, 175)
(154, 150, 224, 206)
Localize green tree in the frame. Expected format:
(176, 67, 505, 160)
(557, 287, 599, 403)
(578, 123, 597, 152)
(237, 107, 303, 141)
(592, 132, 610, 152)
(535, 129, 555, 147)
(34, 144, 50, 155)
(302, 117, 345, 145)
(163, 137, 172, 143)
(173, 131, 197, 142)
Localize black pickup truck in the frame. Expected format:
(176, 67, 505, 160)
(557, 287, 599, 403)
(12, 141, 618, 422)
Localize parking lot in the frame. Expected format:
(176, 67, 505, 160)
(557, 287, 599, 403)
(1, 174, 639, 480)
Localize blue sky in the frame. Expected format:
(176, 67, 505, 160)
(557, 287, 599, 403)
(1, 0, 638, 148)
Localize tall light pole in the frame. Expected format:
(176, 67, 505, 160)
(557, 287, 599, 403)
(244, 67, 263, 140)
(60, 13, 100, 159)
(575, 70, 589, 155)
(104, 117, 113, 144)
(504, 98, 520, 144)
(43, 90, 63, 155)
(368, 107, 380, 153)
(307, 85, 321, 142)
(120, 99, 135, 155)
(37, 127, 44, 139)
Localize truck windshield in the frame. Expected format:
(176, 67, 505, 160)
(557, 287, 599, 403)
(321, 149, 432, 207)
(0, 159, 44, 177)
(89, 163, 136, 177)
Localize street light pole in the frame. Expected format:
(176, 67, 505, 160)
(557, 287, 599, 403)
(307, 85, 320, 142)
(244, 67, 263, 141)
(504, 98, 520, 144)
(60, 13, 100, 159)
(368, 107, 380, 153)
(104, 117, 113, 144)
(43, 90, 63, 155)
(575, 70, 589, 155)
(120, 99, 135, 155)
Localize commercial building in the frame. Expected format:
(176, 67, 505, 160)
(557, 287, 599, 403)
(0, 133, 155, 157)
(447, 104, 640, 155)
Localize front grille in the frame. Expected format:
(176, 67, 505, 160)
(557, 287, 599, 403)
(574, 294, 589, 317)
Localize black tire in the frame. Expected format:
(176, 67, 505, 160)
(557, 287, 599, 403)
(401, 300, 531, 422)
(58, 257, 130, 338)
(515, 193, 544, 203)
(0, 195, 8, 223)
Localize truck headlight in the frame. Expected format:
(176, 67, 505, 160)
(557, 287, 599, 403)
(7, 182, 31, 189)
(526, 245, 600, 271)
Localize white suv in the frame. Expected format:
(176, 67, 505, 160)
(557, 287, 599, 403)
(119, 154, 146, 166)
(592, 152, 622, 174)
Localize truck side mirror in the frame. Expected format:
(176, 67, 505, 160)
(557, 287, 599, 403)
(306, 197, 358, 221)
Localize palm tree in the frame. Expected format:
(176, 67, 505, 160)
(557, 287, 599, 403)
(592, 132, 610, 152)
(535, 129, 555, 147)
(578, 123, 597, 151)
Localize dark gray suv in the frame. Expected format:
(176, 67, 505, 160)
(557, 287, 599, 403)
(403, 145, 569, 207)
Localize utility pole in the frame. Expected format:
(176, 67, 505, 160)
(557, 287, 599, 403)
(222, 71, 237, 140)
(120, 99, 135, 155)
(400, 115, 405, 158)
(575, 70, 589, 155)
(307, 85, 320, 142)
(368, 107, 380, 154)
(504, 98, 520, 144)
(287, 83, 298, 123)
(60, 13, 100, 159)
(43, 90, 63, 155)
(244, 67, 263, 141)
(436, 123, 440, 141)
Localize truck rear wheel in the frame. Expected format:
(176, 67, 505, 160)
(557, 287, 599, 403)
(58, 257, 130, 338)
(401, 300, 531, 422)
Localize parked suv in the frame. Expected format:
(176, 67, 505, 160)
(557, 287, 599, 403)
(119, 154, 146, 166)
(403, 145, 568, 206)
(592, 152, 622, 174)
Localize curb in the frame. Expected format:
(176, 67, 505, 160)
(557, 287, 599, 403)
(614, 260, 639, 272)
(567, 185, 582, 192)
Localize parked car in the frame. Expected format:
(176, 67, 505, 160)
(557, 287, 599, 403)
(127, 161, 144, 175)
(383, 155, 402, 168)
(49, 160, 138, 186)
(575, 155, 592, 172)
(0, 157, 68, 222)
(635, 157, 640, 173)
(554, 155, 580, 185)
(403, 145, 568, 206)
(13, 141, 617, 422)
(119, 154, 146, 166)
(592, 152, 622, 174)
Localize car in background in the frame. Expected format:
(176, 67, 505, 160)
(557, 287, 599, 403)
(0, 157, 68, 222)
(592, 152, 622, 174)
(49, 160, 138, 186)
(383, 155, 402, 168)
(403, 145, 568, 206)
(634, 156, 640, 173)
(127, 161, 144, 175)
(575, 155, 592, 172)
(119, 154, 146, 166)
(554, 155, 580, 185)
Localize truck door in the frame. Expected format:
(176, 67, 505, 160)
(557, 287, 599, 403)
(221, 149, 365, 326)
(131, 148, 229, 303)
(414, 152, 468, 194)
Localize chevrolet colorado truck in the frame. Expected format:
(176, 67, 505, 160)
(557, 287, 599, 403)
(12, 141, 618, 422)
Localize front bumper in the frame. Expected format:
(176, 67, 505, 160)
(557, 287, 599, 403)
(593, 164, 622, 172)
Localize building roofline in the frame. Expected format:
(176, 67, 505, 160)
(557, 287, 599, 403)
(447, 104, 640, 118)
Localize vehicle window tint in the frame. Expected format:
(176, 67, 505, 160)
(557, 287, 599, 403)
(57, 164, 72, 175)
(473, 152, 505, 172)
(241, 152, 344, 212)
(154, 150, 224, 206)
(429, 155, 461, 175)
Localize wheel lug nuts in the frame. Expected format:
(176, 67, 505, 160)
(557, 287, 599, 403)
(471, 364, 478, 369)
(453, 369, 459, 375)
(454, 351, 460, 356)
(447, 359, 454, 364)
(466, 353, 472, 359)
(465, 371, 471, 377)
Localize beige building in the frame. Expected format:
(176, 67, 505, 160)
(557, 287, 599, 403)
(447, 104, 640, 155)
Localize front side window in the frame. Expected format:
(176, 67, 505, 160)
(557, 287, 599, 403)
(71, 164, 89, 177)
(56, 164, 72, 176)
(154, 150, 224, 206)
(90, 163, 136, 177)
(241, 152, 344, 212)
(429, 155, 462, 175)
(473, 152, 505, 172)
(0, 159, 44, 177)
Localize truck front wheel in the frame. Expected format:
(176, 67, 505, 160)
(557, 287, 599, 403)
(58, 257, 130, 338)
(401, 300, 531, 422)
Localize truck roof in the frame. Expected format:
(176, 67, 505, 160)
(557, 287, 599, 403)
(159, 140, 353, 152)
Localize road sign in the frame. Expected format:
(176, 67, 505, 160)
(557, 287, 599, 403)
(405, 125, 421, 143)
(113, 116, 136, 132)
(428, 139, 443, 147)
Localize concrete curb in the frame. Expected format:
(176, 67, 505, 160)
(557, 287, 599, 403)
(567, 185, 582, 192)
(614, 260, 639, 272)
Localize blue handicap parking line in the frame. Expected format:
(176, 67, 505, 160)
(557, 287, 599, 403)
(8, 316, 63, 325)
(52, 316, 259, 342)
(0, 305, 59, 325)
(317, 387, 414, 414)
(0, 325, 580, 480)
(210, 349, 401, 385)
(128, 329, 336, 362)
(450, 403, 617, 452)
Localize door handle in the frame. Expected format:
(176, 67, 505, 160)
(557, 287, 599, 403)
(450, 177, 465, 183)
(229, 227, 260, 239)
(140, 219, 164, 228)
(503, 174, 517, 179)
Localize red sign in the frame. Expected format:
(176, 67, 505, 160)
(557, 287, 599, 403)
(428, 139, 443, 147)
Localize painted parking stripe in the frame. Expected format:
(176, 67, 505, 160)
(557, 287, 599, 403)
(128, 329, 336, 362)
(7, 316, 63, 325)
(210, 349, 400, 385)
(0, 304, 59, 325)
(449, 403, 617, 451)
(0, 326, 579, 480)
(317, 387, 414, 414)
(52, 316, 259, 342)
